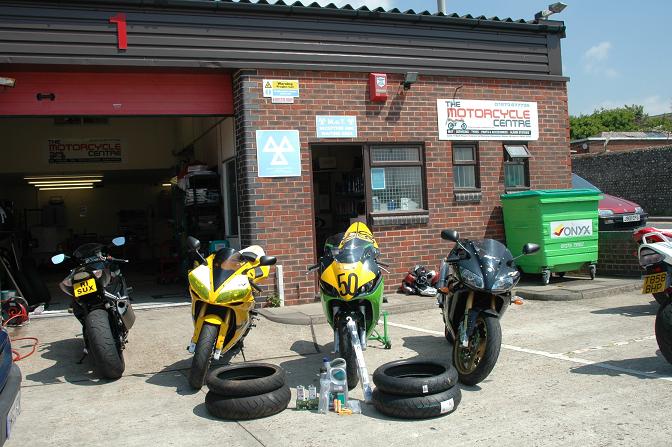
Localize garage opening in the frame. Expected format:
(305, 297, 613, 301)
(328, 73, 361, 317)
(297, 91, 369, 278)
(0, 115, 238, 312)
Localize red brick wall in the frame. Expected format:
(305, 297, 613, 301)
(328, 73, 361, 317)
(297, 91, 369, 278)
(234, 70, 571, 305)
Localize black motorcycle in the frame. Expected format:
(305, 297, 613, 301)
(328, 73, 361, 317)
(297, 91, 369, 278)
(437, 229, 539, 385)
(52, 236, 135, 379)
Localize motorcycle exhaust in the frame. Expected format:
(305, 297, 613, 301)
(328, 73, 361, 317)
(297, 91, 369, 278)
(116, 299, 136, 330)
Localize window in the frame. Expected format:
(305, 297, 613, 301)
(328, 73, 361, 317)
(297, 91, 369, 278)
(369, 145, 425, 213)
(452, 144, 479, 189)
(504, 144, 531, 189)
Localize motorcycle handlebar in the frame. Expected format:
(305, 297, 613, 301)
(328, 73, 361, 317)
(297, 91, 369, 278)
(306, 264, 319, 273)
(376, 260, 390, 267)
(250, 282, 262, 293)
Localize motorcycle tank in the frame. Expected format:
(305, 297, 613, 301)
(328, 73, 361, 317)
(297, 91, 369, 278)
(457, 239, 517, 292)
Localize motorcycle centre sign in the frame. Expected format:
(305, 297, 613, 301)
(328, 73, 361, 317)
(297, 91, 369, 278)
(436, 99, 539, 141)
(48, 138, 123, 164)
(550, 220, 594, 239)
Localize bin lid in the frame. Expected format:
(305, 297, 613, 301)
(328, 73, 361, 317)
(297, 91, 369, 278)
(501, 189, 602, 200)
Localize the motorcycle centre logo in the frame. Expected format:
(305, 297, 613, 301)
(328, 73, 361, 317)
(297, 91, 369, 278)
(550, 220, 593, 239)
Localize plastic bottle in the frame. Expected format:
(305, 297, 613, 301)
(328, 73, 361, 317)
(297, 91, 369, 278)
(318, 366, 330, 414)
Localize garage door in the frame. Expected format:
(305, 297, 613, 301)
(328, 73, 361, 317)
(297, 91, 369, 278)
(0, 70, 233, 116)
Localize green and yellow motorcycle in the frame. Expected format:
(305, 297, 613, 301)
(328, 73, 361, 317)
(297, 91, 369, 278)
(308, 222, 388, 391)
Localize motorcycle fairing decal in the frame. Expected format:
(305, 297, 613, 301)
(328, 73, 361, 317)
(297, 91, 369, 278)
(340, 222, 379, 249)
(321, 261, 376, 300)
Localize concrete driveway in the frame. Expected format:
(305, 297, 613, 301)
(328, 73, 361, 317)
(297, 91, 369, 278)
(8, 290, 672, 446)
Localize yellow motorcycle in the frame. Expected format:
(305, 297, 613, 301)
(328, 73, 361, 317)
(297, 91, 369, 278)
(186, 236, 276, 389)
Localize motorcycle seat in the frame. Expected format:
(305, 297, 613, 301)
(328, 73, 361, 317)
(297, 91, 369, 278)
(633, 227, 672, 243)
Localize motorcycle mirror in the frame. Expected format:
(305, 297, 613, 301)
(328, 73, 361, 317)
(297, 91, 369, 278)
(51, 253, 66, 265)
(240, 252, 258, 262)
(112, 236, 126, 247)
(441, 229, 459, 242)
(522, 243, 540, 255)
(259, 255, 277, 266)
(187, 236, 201, 251)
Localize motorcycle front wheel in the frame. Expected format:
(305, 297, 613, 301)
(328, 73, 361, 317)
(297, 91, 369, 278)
(85, 308, 125, 380)
(337, 325, 359, 390)
(189, 322, 218, 389)
(655, 304, 672, 364)
(453, 315, 501, 386)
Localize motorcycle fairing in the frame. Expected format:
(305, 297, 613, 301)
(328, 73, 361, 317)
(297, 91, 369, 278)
(320, 261, 377, 300)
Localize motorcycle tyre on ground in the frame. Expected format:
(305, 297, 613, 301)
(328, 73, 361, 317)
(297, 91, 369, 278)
(655, 304, 672, 364)
(205, 384, 291, 420)
(453, 314, 502, 386)
(188, 322, 218, 390)
(653, 292, 670, 306)
(206, 363, 286, 397)
(372, 385, 462, 419)
(372, 359, 458, 396)
(84, 308, 125, 380)
(338, 324, 359, 390)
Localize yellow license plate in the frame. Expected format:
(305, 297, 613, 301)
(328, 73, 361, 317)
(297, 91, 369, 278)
(74, 278, 97, 297)
(642, 272, 667, 294)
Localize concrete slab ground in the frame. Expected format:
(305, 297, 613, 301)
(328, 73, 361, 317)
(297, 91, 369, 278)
(7, 287, 672, 447)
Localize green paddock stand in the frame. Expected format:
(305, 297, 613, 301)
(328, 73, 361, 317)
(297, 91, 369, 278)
(368, 310, 391, 349)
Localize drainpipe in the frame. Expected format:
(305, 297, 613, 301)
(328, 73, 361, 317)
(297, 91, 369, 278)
(437, 0, 446, 14)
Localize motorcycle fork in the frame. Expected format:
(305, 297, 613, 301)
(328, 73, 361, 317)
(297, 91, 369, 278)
(459, 291, 475, 347)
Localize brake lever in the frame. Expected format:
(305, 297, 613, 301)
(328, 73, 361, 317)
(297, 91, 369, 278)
(306, 264, 319, 275)
(250, 282, 262, 293)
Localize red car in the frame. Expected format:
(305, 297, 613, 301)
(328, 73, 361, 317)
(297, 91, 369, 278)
(572, 174, 648, 230)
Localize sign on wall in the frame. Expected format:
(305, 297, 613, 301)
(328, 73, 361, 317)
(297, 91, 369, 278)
(436, 99, 538, 141)
(263, 79, 300, 104)
(255, 130, 301, 177)
(550, 220, 594, 239)
(315, 116, 357, 138)
(48, 138, 123, 164)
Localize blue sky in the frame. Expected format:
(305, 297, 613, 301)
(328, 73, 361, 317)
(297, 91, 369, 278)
(314, 0, 671, 117)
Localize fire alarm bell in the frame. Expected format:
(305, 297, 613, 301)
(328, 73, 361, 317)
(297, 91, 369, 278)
(369, 73, 388, 102)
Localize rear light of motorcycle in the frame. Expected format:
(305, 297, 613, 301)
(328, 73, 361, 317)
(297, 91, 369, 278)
(639, 248, 664, 267)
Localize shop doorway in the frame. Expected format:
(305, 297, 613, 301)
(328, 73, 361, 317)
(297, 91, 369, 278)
(311, 144, 366, 254)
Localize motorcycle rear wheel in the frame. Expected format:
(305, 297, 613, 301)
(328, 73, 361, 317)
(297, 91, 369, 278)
(338, 324, 359, 390)
(85, 308, 125, 380)
(189, 323, 218, 389)
(453, 315, 501, 386)
(655, 304, 672, 364)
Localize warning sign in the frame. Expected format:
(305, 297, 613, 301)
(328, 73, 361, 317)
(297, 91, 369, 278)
(263, 79, 300, 100)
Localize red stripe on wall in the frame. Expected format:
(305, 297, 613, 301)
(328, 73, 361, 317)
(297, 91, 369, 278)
(0, 71, 233, 116)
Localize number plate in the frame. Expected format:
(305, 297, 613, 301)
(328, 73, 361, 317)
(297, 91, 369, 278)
(74, 278, 97, 297)
(623, 214, 641, 223)
(642, 272, 667, 294)
(6, 389, 20, 440)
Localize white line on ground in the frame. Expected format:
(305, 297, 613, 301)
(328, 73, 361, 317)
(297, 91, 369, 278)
(566, 335, 656, 355)
(388, 322, 672, 382)
(30, 302, 191, 319)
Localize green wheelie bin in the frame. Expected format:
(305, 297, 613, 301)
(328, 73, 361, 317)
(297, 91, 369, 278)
(501, 189, 602, 285)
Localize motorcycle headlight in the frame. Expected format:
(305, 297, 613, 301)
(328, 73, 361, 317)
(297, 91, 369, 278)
(492, 275, 516, 292)
(459, 267, 484, 289)
(357, 279, 377, 295)
(599, 209, 614, 217)
(639, 248, 664, 267)
(635, 207, 644, 214)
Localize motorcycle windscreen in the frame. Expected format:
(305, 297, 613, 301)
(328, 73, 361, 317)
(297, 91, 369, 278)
(470, 239, 515, 289)
(212, 248, 243, 291)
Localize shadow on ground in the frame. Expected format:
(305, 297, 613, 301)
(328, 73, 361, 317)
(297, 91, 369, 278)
(591, 300, 658, 317)
(24, 336, 114, 386)
(570, 351, 672, 380)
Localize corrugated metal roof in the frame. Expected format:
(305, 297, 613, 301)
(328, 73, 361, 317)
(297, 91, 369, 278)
(218, 0, 534, 24)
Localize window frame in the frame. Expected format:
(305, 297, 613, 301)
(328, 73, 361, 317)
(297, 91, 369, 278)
(503, 143, 531, 190)
(364, 142, 429, 218)
(452, 143, 480, 191)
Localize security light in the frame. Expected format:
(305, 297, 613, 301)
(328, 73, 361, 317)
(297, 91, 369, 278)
(402, 72, 418, 90)
(0, 77, 15, 88)
(534, 2, 568, 20)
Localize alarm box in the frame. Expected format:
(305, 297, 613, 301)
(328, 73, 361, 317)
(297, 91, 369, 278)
(369, 73, 388, 102)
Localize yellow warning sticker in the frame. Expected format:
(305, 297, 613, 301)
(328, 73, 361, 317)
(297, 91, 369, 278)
(262, 79, 300, 98)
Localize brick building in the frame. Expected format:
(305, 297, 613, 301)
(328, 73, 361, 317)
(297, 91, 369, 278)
(571, 131, 672, 154)
(0, 0, 570, 305)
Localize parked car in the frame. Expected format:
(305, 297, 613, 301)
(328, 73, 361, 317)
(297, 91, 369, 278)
(0, 328, 20, 446)
(572, 173, 648, 230)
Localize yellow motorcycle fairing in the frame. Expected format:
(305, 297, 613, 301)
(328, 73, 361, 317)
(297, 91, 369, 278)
(340, 222, 379, 249)
(321, 260, 377, 301)
(188, 245, 267, 350)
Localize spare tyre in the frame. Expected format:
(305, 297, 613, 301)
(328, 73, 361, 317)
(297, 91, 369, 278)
(372, 385, 461, 419)
(206, 363, 286, 397)
(205, 385, 291, 420)
(372, 359, 458, 396)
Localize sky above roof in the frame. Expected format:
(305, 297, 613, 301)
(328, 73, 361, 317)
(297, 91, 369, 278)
(310, 0, 671, 117)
